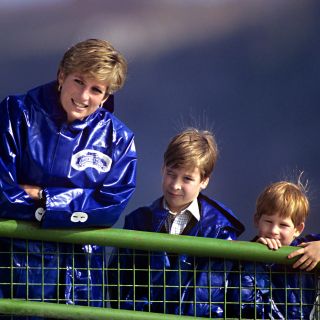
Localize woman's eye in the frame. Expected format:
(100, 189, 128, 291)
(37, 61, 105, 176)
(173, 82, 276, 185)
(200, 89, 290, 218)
(92, 87, 103, 94)
(74, 79, 83, 85)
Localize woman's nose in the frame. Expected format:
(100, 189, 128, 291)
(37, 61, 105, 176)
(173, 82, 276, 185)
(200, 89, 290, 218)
(79, 87, 90, 101)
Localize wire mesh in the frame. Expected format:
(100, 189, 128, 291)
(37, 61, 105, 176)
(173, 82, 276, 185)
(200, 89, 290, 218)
(0, 220, 319, 319)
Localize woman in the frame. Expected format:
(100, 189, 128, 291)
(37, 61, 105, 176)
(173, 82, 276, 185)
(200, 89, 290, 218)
(0, 39, 136, 308)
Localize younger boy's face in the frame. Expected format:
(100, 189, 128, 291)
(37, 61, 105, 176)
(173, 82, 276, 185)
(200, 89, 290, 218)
(162, 165, 209, 213)
(255, 212, 304, 246)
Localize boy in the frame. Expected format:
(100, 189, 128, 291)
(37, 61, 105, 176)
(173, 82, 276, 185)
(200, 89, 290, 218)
(228, 180, 319, 319)
(254, 180, 308, 249)
(108, 128, 244, 317)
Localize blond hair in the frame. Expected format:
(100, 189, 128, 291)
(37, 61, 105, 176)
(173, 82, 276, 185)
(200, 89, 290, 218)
(58, 38, 127, 94)
(163, 128, 218, 181)
(254, 180, 309, 226)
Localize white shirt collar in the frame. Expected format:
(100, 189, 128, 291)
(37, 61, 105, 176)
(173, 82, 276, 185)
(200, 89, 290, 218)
(163, 197, 200, 221)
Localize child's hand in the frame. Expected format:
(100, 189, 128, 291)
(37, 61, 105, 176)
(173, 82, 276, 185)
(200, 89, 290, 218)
(287, 241, 320, 271)
(256, 237, 282, 250)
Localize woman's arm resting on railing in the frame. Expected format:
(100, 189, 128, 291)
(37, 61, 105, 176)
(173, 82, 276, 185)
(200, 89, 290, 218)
(288, 240, 320, 271)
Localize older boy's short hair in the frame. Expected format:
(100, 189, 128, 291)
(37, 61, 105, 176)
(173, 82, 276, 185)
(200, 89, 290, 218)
(163, 128, 218, 180)
(58, 38, 127, 94)
(254, 180, 309, 226)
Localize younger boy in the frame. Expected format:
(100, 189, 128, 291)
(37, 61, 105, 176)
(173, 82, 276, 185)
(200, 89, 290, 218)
(254, 180, 320, 269)
(108, 128, 244, 317)
(254, 180, 308, 249)
(228, 180, 319, 319)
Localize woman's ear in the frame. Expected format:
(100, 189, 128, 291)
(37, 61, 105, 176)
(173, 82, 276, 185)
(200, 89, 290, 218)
(57, 70, 65, 87)
(101, 94, 110, 106)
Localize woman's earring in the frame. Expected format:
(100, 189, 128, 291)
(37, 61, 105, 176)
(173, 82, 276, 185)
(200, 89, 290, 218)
(58, 85, 62, 92)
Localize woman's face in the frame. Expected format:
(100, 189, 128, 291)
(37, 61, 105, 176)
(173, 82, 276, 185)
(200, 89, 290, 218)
(58, 72, 109, 122)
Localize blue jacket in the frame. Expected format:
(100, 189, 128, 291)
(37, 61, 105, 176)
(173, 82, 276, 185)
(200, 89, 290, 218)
(227, 234, 320, 319)
(0, 81, 136, 228)
(0, 81, 137, 310)
(108, 194, 244, 317)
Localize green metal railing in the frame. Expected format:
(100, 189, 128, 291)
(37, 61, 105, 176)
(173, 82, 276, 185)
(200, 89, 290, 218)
(0, 218, 318, 319)
(0, 218, 305, 262)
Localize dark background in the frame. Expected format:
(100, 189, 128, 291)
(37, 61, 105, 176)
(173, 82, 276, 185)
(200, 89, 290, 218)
(0, 0, 319, 240)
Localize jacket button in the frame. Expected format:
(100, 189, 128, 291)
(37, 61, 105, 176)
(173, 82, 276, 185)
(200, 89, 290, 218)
(35, 207, 45, 221)
(70, 212, 88, 223)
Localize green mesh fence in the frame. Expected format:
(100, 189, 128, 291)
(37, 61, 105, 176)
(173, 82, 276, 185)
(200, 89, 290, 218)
(0, 219, 318, 319)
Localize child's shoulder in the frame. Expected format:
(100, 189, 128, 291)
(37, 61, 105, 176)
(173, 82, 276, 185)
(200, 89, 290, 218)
(293, 233, 320, 245)
(199, 194, 245, 234)
(124, 197, 164, 230)
(125, 205, 152, 222)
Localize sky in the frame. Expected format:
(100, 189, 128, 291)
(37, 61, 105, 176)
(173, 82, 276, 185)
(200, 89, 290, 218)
(0, 0, 319, 239)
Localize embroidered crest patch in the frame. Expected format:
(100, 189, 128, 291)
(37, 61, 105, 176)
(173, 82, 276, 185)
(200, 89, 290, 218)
(71, 149, 112, 172)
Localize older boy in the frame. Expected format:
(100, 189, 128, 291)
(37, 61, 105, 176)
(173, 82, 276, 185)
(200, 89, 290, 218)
(109, 128, 244, 317)
(228, 180, 320, 319)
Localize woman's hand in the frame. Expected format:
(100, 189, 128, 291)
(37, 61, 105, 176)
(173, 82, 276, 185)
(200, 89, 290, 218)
(20, 184, 42, 200)
(287, 241, 320, 271)
(256, 237, 282, 250)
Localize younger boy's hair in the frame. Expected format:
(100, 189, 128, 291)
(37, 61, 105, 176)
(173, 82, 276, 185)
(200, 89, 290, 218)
(254, 180, 309, 226)
(163, 128, 218, 180)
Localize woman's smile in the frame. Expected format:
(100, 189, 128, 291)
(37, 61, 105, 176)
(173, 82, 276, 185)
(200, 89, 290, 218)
(72, 98, 88, 109)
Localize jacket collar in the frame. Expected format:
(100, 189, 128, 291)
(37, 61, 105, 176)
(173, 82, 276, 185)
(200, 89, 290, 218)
(26, 81, 115, 124)
(150, 197, 202, 236)
(150, 197, 169, 232)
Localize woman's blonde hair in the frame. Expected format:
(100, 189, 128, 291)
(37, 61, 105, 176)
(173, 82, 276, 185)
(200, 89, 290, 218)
(254, 180, 309, 226)
(163, 128, 218, 181)
(58, 38, 127, 94)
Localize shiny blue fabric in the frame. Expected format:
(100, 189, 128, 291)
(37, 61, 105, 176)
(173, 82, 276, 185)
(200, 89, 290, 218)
(108, 194, 244, 318)
(0, 81, 137, 316)
(227, 234, 320, 319)
(0, 81, 136, 227)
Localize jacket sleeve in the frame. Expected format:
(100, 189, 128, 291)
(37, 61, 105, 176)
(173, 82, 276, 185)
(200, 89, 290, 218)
(41, 133, 137, 228)
(0, 96, 38, 220)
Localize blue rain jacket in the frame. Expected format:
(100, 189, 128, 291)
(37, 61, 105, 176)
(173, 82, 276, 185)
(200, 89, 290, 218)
(108, 194, 244, 318)
(227, 234, 320, 319)
(0, 81, 136, 310)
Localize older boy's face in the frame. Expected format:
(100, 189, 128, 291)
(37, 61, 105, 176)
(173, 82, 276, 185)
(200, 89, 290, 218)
(162, 166, 209, 213)
(255, 213, 304, 246)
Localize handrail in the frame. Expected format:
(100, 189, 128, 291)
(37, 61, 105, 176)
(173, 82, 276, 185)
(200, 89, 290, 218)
(0, 218, 310, 266)
(0, 300, 204, 320)
(0, 218, 318, 319)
